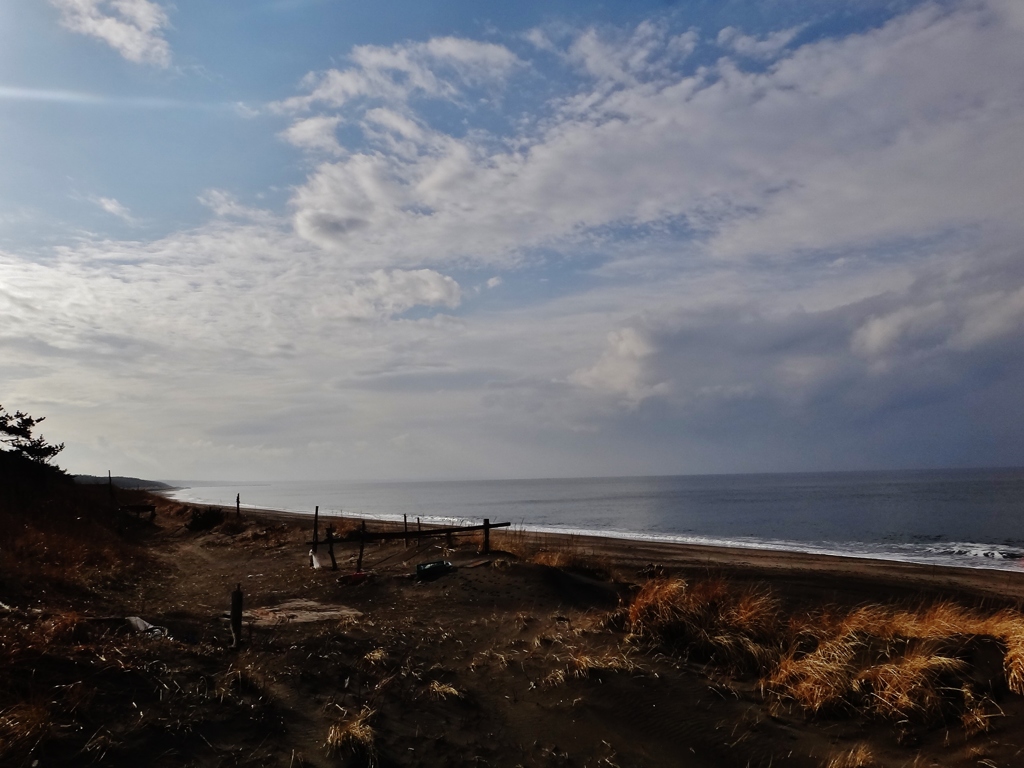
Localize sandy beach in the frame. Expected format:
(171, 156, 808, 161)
(5, 492, 1024, 767)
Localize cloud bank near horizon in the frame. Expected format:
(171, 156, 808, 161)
(5, 0, 1024, 480)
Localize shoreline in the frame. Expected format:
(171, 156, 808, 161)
(196, 501, 1024, 604)
(161, 482, 1024, 575)
(161, 470, 1024, 576)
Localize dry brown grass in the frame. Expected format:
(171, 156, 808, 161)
(824, 743, 876, 768)
(625, 577, 1021, 735)
(428, 680, 462, 700)
(490, 525, 535, 558)
(981, 609, 1024, 694)
(567, 649, 640, 679)
(628, 577, 781, 674)
(538, 644, 642, 688)
(326, 706, 376, 764)
(0, 702, 50, 764)
(768, 633, 861, 716)
(491, 528, 604, 571)
(855, 643, 967, 721)
(765, 601, 1017, 728)
(217, 657, 270, 702)
(541, 668, 567, 688)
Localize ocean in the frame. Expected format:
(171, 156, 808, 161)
(167, 468, 1024, 571)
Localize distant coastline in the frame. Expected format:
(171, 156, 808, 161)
(74, 474, 176, 491)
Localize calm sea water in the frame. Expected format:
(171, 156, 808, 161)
(167, 468, 1024, 571)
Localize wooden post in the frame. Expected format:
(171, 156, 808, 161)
(403, 514, 409, 547)
(357, 521, 366, 572)
(326, 526, 338, 571)
(417, 517, 421, 535)
(483, 518, 490, 555)
(236, 493, 240, 519)
(312, 506, 320, 553)
(230, 584, 243, 648)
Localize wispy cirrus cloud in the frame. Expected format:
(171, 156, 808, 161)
(271, 36, 522, 114)
(90, 196, 136, 223)
(0, 86, 232, 110)
(50, 0, 173, 68)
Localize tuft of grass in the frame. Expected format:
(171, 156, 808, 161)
(541, 668, 567, 688)
(0, 702, 50, 764)
(326, 706, 376, 765)
(428, 680, 463, 700)
(982, 609, 1024, 693)
(217, 659, 269, 702)
(767, 634, 861, 716)
(961, 687, 1000, 737)
(854, 642, 967, 722)
(627, 577, 781, 674)
(540, 648, 642, 688)
(824, 743, 876, 768)
(567, 650, 639, 679)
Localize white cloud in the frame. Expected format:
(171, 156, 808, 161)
(279, 115, 344, 154)
(951, 286, 1024, 350)
(716, 25, 805, 59)
(570, 327, 670, 404)
(272, 37, 521, 113)
(523, 27, 556, 53)
(332, 269, 461, 320)
(197, 189, 277, 224)
(91, 196, 136, 223)
(567, 21, 698, 85)
(50, 0, 172, 68)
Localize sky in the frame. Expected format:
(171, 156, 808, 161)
(2, 0, 1024, 482)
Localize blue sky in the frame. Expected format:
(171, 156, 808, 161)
(2, 0, 1023, 481)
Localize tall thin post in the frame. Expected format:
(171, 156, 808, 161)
(326, 526, 338, 570)
(417, 517, 421, 536)
(357, 521, 366, 572)
(483, 518, 490, 555)
(403, 514, 409, 547)
(236, 493, 240, 519)
(230, 584, 243, 648)
(312, 506, 320, 553)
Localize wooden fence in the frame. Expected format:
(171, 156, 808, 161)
(305, 506, 510, 571)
